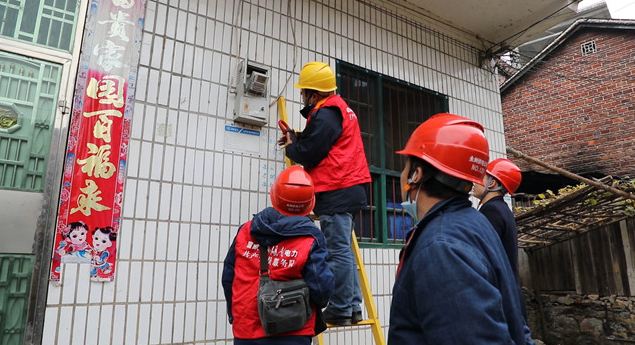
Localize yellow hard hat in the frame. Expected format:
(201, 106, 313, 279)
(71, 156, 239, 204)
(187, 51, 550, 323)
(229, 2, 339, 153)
(294, 62, 337, 92)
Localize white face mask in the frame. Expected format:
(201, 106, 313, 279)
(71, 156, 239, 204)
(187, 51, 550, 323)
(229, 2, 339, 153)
(401, 184, 421, 223)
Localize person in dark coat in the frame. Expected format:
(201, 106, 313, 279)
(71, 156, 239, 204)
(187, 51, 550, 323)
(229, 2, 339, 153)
(473, 158, 523, 284)
(388, 114, 533, 345)
(222, 166, 334, 345)
(474, 158, 534, 337)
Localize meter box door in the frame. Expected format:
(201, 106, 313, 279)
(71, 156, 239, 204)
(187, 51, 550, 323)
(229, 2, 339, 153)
(233, 61, 270, 126)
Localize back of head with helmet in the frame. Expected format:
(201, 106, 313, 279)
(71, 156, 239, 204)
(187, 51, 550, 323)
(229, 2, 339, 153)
(270, 166, 316, 216)
(487, 158, 522, 195)
(294, 62, 337, 92)
(396, 113, 490, 193)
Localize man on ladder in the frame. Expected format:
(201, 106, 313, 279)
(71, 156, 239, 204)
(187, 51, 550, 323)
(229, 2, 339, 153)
(277, 61, 371, 326)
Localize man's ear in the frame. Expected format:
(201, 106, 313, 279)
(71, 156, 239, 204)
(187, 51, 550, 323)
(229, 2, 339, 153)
(488, 176, 499, 189)
(410, 166, 424, 184)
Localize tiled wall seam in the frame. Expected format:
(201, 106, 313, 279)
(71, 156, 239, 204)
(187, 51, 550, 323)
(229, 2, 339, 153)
(43, 0, 505, 344)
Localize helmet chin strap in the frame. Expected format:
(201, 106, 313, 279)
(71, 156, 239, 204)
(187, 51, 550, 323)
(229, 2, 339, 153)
(478, 175, 504, 201)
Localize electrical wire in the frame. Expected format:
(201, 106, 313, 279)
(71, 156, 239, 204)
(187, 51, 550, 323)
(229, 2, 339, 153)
(501, 41, 635, 81)
(227, 0, 298, 108)
(369, 0, 478, 41)
(606, 0, 635, 18)
(501, 64, 635, 81)
(228, 0, 245, 93)
(501, 1, 635, 62)
(508, 49, 635, 66)
(495, 0, 584, 51)
(269, 0, 298, 107)
(504, 63, 635, 108)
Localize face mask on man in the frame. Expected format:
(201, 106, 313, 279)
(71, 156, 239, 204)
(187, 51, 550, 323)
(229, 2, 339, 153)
(299, 90, 316, 118)
(401, 183, 421, 223)
(299, 104, 315, 119)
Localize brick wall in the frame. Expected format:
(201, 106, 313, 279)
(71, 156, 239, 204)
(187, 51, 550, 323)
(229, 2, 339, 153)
(502, 28, 635, 177)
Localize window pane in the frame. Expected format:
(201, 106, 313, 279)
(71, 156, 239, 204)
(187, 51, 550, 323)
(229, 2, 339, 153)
(337, 66, 377, 167)
(338, 61, 448, 244)
(0, 254, 34, 345)
(383, 80, 447, 171)
(0, 0, 80, 52)
(0, 51, 62, 191)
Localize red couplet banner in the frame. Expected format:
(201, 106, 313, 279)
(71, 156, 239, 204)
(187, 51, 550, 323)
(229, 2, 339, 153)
(51, 0, 146, 283)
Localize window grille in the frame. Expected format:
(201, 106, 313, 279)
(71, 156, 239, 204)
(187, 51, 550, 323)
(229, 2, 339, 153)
(0, 254, 34, 345)
(0, 0, 81, 52)
(0, 51, 62, 191)
(580, 40, 597, 56)
(337, 61, 448, 245)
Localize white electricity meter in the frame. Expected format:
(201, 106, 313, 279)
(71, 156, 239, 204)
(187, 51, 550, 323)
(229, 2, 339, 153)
(233, 60, 270, 126)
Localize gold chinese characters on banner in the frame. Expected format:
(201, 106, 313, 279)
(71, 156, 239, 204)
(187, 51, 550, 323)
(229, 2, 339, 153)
(51, 0, 146, 283)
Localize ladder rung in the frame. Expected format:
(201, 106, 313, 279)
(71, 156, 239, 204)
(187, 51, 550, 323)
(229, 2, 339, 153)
(326, 319, 376, 327)
(317, 231, 386, 345)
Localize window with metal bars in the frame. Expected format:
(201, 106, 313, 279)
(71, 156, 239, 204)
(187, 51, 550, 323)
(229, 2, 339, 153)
(336, 61, 449, 245)
(0, 0, 80, 52)
(0, 51, 62, 192)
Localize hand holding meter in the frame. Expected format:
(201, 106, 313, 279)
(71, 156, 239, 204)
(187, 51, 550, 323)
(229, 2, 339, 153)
(278, 120, 291, 133)
(277, 120, 297, 144)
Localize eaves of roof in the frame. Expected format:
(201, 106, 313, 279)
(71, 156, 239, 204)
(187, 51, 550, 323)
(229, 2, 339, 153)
(500, 18, 635, 93)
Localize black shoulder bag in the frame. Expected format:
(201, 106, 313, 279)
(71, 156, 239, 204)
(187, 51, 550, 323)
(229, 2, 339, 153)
(257, 245, 313, 336)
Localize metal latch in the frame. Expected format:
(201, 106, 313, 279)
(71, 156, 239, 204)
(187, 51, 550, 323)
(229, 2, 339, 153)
(58, 100, 70, 115)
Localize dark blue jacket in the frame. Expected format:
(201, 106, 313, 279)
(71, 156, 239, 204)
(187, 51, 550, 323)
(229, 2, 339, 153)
(479, 196, 519, 281)
(480, 195, 531, 322)
(222, 207, 334, 344)
(389, 196, 529, 345)
(285, 105, 367, 215)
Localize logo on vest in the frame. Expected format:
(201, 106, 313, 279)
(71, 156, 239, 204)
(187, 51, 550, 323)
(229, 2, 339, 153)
(345, 107, 357, 120)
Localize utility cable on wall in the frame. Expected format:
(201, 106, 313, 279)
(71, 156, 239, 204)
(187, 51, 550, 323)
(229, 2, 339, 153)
(228, 0, 245, 93)
(502, 52, 635, 80)
(269, 0, 298, 108)
(492, 0, 584, 54)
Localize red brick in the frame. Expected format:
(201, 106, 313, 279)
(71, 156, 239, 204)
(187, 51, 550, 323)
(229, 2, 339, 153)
(501, 28, 635, 177)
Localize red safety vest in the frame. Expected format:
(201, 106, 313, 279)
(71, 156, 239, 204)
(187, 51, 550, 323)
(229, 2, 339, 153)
(230, 221, 317, 338)
(305, 95, 371, 192)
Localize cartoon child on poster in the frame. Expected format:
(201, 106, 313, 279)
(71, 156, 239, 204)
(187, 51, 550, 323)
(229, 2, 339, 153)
(90, 226, 117, 281)
(50, 221, 93, 282)
(54, 221, 93, 264)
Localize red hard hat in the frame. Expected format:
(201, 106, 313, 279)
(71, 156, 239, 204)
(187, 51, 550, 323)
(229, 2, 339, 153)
(396, 113, 490, 186)
(270, 166, 316, 216)
(487, 158, 522, 195)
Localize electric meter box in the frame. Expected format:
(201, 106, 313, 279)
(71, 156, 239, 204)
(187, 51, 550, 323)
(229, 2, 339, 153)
(233, 60, 270, 127)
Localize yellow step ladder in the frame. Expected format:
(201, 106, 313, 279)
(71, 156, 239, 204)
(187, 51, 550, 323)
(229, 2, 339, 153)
(277, 97, 385, 345)
(316, 232, 386, 345)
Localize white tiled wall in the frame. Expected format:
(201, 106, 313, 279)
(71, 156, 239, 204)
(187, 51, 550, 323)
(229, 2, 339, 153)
(43, 0, 506, 344)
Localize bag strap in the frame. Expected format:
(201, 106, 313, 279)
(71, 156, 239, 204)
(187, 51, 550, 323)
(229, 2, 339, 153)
(259, 245, 269, 277)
